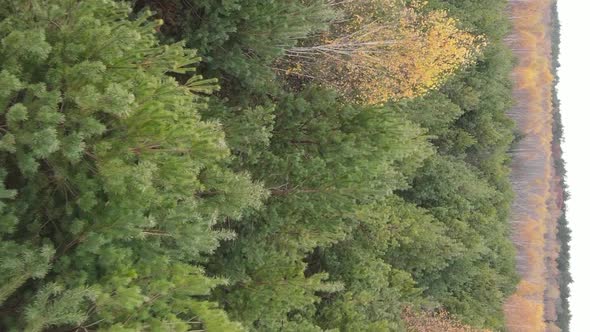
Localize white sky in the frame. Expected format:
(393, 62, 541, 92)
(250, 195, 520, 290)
(556, 1, 589, 331)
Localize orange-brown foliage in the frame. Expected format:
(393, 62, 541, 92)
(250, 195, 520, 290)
(402, 308, 492, 332)
(504, 0, 562, 330)
(505, 295, 545, 332)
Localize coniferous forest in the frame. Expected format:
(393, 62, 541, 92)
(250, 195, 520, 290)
(0, 0, 570, 331)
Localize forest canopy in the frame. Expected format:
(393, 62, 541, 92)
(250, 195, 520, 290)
(0, 0, 567, 331)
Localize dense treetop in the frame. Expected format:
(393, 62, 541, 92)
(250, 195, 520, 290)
(0, 0, 565, 331)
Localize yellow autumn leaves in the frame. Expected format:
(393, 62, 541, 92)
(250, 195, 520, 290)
(502, 0, 560, 331)
(286, 0, 484, 104)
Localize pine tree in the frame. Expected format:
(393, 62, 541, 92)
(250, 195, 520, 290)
(137, 0, 337, 96)
(205, 86, 433, 329)
(0, 0, 264, 330)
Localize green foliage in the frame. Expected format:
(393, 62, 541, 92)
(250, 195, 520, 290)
(391, 1, 518, 327)
(1, 0, 524, 330)
(0, 0, 262, 330)
(315, 198, 445, 331)
(0, 243, 54, 305)
(138, 0, 337, 96)
(400, 155, 517, 328)
(204, 86, 432, 330)
(556, 215, 572, 331)
(142, 0, 518, 329)
(24, 283, 92, 332)
(550, 3, 571, 330)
